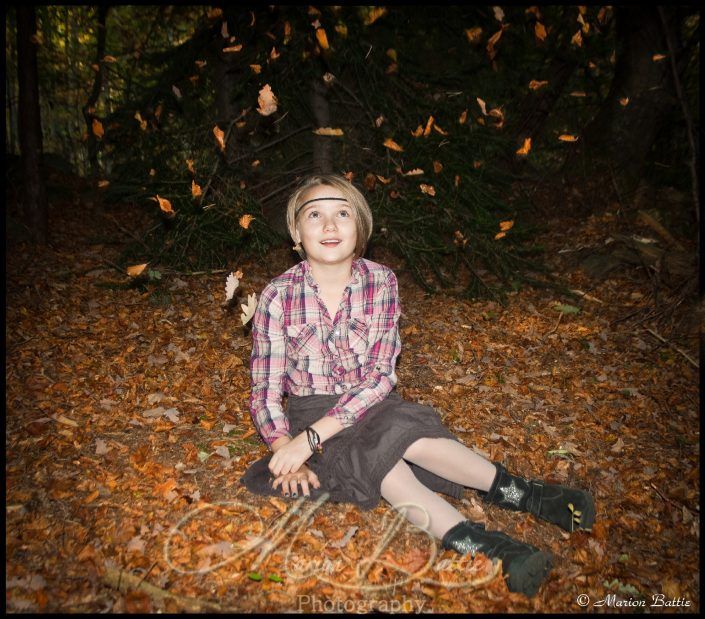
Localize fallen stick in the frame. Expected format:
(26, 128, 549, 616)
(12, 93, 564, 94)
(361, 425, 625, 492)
(644, 327, 698, 369)
(102, 567, 225, 612)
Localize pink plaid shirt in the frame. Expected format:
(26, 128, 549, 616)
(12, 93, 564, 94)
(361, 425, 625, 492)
(249, 258, 402, 446)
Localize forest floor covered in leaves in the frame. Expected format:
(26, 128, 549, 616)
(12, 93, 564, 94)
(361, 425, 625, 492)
(6, 187, 700, 613)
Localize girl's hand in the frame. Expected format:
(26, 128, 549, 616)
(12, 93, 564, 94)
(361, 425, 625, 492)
(268, 432, 313, 477)
(271, 464, 321, 498)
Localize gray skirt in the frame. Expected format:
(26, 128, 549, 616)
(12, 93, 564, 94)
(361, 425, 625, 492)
(240, 391, 465, 510)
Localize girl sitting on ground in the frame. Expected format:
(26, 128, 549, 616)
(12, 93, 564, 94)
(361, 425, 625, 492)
(241, 174, 595, 597)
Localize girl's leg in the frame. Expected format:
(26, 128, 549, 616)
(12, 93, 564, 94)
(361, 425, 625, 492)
(380, 459, 465, 539)
(402, 438, 497, 492)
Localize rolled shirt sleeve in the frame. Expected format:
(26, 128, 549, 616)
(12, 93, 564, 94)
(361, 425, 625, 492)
(326, 269, 401, 427)
(248, 284, 292, 446)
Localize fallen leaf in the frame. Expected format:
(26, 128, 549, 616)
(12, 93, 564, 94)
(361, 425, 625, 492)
(423, 115, 435, 137)
(127, 264, 148, 277)
(362, 6, 387, 25)
(494, 231, 506, 240)
(569, 91, 587, 97)
(459, 109, 468, 124)
(571, 29, 583, 47)
(619, 97, 630, 106)
(213, 125, 226, 152)
(476, 97, 488, 116)
(411, 125, 424, 137)
(401, 168, 424, 176)
(611, 437, 625, 453)
(102, 55, 117, 63)
(151, 195, 174, 214)
(239, 214, 255, 229)
(97, 180, 110, 188)
(433, 161, 443, 173)
(191, 180, 202, 198)
(172, 85, 182, 99)
(493, 6, 504, 22)
(185, 159, 195, 174)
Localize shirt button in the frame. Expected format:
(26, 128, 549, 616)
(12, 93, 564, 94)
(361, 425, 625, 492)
(335, 367, 345, 376)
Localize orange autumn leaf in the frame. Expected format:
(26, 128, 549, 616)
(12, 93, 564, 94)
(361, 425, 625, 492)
(97, 179, 110, 188)
(569, 91, 587, 97)
(383, 138, 404, 152)
(499, 220, 514, 231)
(516, 137, 532, 156)
(239, 214, 255, 229)
(465, 27, 483, 44)
(535, 22, 547, 41)
(313, 127, 344, 136)
(191, 180, 202, 198)
(213, 125, 226, 152)
(433, 124, 448, 136)
(494, 231, 507, 240)
(257, 84, 278, 116)
(473, 160, 483, 169)
(619, 97, 630, 107)
(223, 44, 243, 53)
(364, 173, 376, 191)
(127, 263, 148, 277)
(151, 195, 174, 214)
(423, 115, 435, 137)
(476, 97, 488, 116)
(419, 184, 436, 196)
(335, 23, 348, 38)
(433, 161, 443, 173)
(376, 175, 392, 184)
(186, 159, 195, 174)
(92, 118, 104, 139)
(571, 29, 583, 47)
(486, 28, 504, 52)
(362, 6, 387, 25)
(134, 111, 147, 131)
(269, 47, 280, 60)
(558, 134, 579, 142)
(250, 64, 262, 74)
(402, 168, 424, 176)
(411, 125, 424, 137)
(459, 109, 468, 124)
(154, 478, 178, 500)
(529, 79, 548, 90)
(315, 28, 329, 50)
(652, 53, 667, 62)
(343, 171, 354, 182)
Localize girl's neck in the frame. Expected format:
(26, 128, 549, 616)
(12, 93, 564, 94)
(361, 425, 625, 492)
(308, 258, 355, 290)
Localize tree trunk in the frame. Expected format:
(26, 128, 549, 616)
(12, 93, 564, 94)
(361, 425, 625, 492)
(82, 6, 109, 179)
(562, 6, 678, 201)
(16, 5, 48, 244)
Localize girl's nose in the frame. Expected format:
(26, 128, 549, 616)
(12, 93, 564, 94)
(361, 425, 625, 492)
(323, 216, 337, 231)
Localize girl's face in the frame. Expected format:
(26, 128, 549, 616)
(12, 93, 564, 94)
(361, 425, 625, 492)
(296, 185, 358, 269)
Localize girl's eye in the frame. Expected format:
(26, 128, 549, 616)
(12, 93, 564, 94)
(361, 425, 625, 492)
(339, 210, 351, 217)
(308, 211, 320, 218)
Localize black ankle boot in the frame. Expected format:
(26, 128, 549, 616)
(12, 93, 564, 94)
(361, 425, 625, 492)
(481, 462, 595, 533)
(442, 520, 552, 597)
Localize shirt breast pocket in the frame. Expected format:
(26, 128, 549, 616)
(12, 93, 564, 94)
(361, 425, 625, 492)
(285, 323, 322, 361)
(337, 317, 369, 371)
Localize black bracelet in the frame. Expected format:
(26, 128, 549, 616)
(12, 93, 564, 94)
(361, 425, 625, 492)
(305, 426, 323, 454)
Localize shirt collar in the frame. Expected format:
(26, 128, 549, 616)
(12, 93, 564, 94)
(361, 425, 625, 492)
(301, 258, 363, 290)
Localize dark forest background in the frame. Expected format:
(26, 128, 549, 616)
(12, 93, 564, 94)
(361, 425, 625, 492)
(6, 5, 700, 300)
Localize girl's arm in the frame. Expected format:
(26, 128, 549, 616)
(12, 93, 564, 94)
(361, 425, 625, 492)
(249, 284, 291, 447)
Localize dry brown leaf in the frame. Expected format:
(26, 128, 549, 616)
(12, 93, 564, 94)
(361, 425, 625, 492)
(223, 44, 243, 53)
(619, 97, 630, 107)
(529, 79, 548, 90)
(558, 134, 579, 142)
(433, 161, 443, 173)
(191, 180, 202, 198)
(476, 97, 488, 116)
(186, 159, 195, 174)
(402, 168, 424, 176)
(652, 53, 667, 62)
(213, 125, 226, 152)
(423, 115, 435, 137)
(465, 27, 483, 44)
(97, 180, 110, 188)
(315, 28, 329, 50)
(383, 138, 404, 152)
(411, 125, 424, 137)
(151, 195, 174, 215)
(127, 263, 148, 277)
(313, 127, 344, 136)
(499, 220, 514, 231)
(459, 109, 468, 124)
(535, 22, 547, 41)
(239, 214, 255, 229)
(250, 64, 262, 74)
(516, 137, 532, 156)
(571, 29, 583, 47)
(257, 84, 278, 116)
(91, 118, 104, 139)
(419, 184, 436, 196)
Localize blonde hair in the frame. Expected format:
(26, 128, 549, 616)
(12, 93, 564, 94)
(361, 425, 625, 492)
(285, 174, 373, 259)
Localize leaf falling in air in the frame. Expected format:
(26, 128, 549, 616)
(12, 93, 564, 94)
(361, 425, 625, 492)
(459, 109, 468, 124)
(423, 115, 435, 137)
(241, 293, 258, 326)
(535, 22, 547, 41)
(172, 85, 182, 99)
(134, 112, 147, 131)
(619, 97, 630, 107)
(465, 27, 483, 44)
(315, 28, 329, 49)
(652, 54, 667, 62)
(492, 6, 505, 22)
(186, 159, 195, 175)
(494, 231, 506, 240)
(571, 30, 583, 47)
(476, 97, 488, 116)
(213, 126, 226, 152)
(92, 119, 104, 139)
(516, 137, 532, 156)
(191, 180, 202, 198)
(220, 21, 229, 38)
(127, 263, 148, 277)
(433, 161, 443, 173)
(569, 91, 587, 97)
(102, 55, 117, 63)
(239, 214, 255, 229)
(270, 47, 280, 60)
(225, 270, 243, 302)
(195, 59, 207, 69)
(223, 44, 243, 53)
(151, 195, 174, 215)
(98, 180, 110, 188)
(257, 84, 278, 116)
(383, 138, 404, 152)
(411, 125, 424, 137)
(558, 134, 579, 142)
(529, 80, 548, 90)
(250, 64, 261, 74)
(401, 168, 424, 176)
(362, 6, 387, 25)
(376, 175, 391, 184)
(419, 184, 436, 196)
(499, 220, 514, 231)
(313, 127, 344, 136)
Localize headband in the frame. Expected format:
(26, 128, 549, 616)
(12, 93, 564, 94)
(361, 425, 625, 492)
(295, 196, 349, 218)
